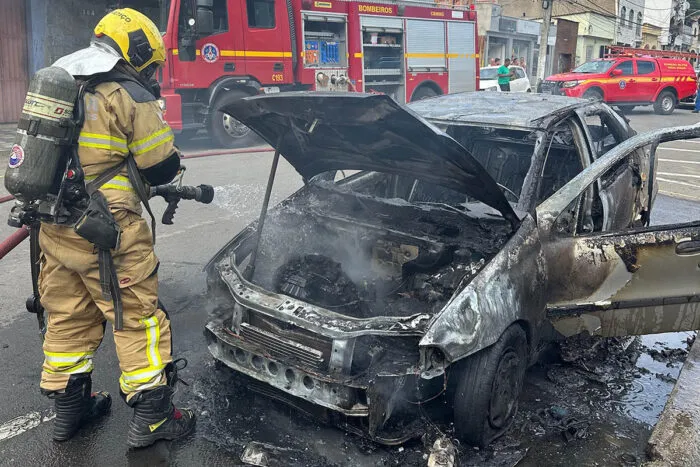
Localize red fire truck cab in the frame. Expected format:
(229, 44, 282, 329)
(541, 52, 697, 115)
(143, 0, 478, 147)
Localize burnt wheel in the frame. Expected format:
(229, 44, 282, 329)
(208, 90, 262, 148)
(451, 325, 527, 447)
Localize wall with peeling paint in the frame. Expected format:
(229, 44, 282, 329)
(25, 0, 112, 74)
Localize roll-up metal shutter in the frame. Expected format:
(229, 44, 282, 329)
(406, 20, 446, 70)
(360, 16, 404, 31)
(0, 0, 28, 123)
(447, 21, 476, 93)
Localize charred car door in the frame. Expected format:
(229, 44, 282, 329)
(575, 105, 656, 229)
(538, 123, 700, 338)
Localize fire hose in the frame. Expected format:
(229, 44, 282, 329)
(0, 226, 29, 260)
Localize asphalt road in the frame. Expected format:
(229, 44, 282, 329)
(0, 106, 698, 466)
(623, 107, 700, 202)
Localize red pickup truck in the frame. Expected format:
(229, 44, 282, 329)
(541, 57, 697, 114)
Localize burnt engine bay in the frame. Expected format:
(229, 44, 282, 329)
(249, 180, 514, 321)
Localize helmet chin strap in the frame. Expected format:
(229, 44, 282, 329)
(112, 62, 161, 99)
(139, 62, 159, 82)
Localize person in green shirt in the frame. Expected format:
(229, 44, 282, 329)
(496, 58, 514, 91)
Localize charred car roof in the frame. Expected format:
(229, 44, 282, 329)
(408, 92, 591, 130)
(224, 92, 519, 227)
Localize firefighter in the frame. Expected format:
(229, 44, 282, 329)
(39, 8, 195, 447)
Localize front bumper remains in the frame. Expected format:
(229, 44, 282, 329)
(204, 260, 435, 444)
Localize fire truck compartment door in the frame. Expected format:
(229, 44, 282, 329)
(360, 16, 403, 31)
(447, 21, 476, 93)
(407, 20, 447, 70)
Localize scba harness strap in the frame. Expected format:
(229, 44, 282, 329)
(29, 73, 159, 333)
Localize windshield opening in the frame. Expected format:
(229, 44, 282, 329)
(573, 60, 616, 74)
(310, 171, 506, 220)
(480, 68, 499, 80)
(116, 0, 171, 34)
(308, 126, 546, 209)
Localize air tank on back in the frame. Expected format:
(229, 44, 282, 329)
(4, 66, 78, 203)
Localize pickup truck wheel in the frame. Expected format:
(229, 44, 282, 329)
(583, 88, 603, 101)
(209, 91, 262, 149)
(452, 325, 527, 447)
(654, 90, 676, 115)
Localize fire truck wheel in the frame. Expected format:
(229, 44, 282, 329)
(451, 324, 527, 447)
(209, 91, 261, 149)
(582, 88, 603, 101)
(411, 86, 439, 102)
(654, 90, 676, 115)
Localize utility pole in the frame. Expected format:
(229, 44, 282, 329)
(536, 0, 553, 88)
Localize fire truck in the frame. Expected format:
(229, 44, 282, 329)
(119, 0, 479, 147)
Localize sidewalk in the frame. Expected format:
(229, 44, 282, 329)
(646, 336, 700, 466)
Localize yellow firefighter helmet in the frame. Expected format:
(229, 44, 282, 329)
(93, 8, 166, 77)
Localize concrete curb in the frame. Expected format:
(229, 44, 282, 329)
(645, 337, 700, 466)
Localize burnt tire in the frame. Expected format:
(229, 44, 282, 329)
(209, 90, 262, 149)
(452, 324, 527, 448)
(654, 90, 676, 115)
(583, 88, 603, 101)
(411, 86, 439, 102)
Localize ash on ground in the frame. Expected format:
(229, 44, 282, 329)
(187, 323, 695, 466)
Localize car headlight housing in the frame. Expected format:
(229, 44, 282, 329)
(561, 80, 581, 88)
(485, 85, 499, 92)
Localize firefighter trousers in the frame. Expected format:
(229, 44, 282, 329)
(38, 209, 171, 402)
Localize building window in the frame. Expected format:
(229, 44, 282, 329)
(621, 7, 626, 27)
(247, 0, 275, 29)
(628, 9, 634, 29)
(637, 13, 642, 36)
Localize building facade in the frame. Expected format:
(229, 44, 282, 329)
(556, 12, 617, 66)
(475, 2, 543, 77)
(641, 22, 663, 49)
(617, 0, 644, 46)
(643, 0, 673, 48)
(0, 0, 162, 122)
(552, 18, 579, 73)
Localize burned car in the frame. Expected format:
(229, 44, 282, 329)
(204, 92, 700, 447)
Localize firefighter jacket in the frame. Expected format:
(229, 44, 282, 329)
(38, 79, 179, 396)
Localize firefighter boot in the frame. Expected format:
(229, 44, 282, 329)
(49, 373, 112, 442)
(126, 384, 196, 448)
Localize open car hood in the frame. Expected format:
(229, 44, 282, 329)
(223, 92, 518, 226)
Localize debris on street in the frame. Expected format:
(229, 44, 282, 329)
(427, 437, 456, 467)
(240, 441, 301, 466)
